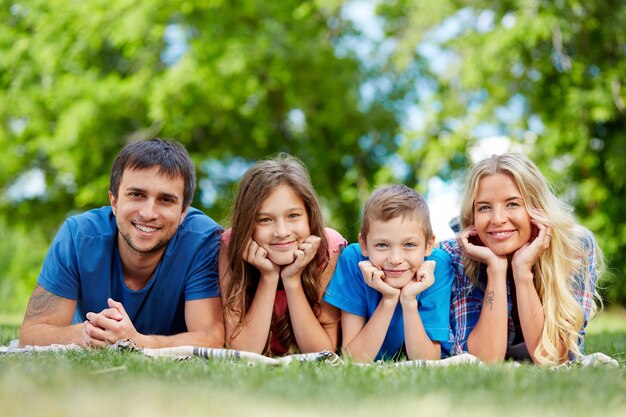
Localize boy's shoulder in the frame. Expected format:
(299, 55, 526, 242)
(428, 246, 451, 262)
(342, 242, 366, 260)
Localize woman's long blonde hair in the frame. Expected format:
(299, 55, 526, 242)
(459, 153, 603, 365)
(223, 153, 329, 355)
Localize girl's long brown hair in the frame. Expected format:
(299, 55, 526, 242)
(223, 153, 329, 355)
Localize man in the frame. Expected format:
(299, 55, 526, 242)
(19, 138, 224, 348)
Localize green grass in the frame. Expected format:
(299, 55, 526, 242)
(1, 308, 625, 417)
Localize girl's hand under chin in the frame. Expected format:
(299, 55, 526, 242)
(280, 235, 321, 282)
(244, 238, 280, 277)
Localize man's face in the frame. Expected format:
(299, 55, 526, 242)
(109, 166, 188, 259)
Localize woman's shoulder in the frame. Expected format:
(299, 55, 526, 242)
(438, 238, 462, 257)
(573, 225, 597, 251)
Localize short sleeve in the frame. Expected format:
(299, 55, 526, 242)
(182, 216, 223, 301)
(324, 227, 347, 254)
(38, 220, 81, 300)
(417, 248, 453, 342)
(323, 244, 369, 317)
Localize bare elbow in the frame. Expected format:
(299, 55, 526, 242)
(18, 326, 32, 348)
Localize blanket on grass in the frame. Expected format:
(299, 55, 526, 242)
(0, 339, 618, 368)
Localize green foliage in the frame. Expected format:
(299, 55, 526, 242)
(0, 0, 407, 311)
(0, 218, 48, 314)
(377, 0, 626, 303)
(1, 0, 625, 312)
(0, 0, 402, 238)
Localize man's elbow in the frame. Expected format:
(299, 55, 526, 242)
(198, 325, 225, 348)
(18, 324, 37, 348)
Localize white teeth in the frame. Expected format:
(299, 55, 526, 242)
(136, 224, 158, 233)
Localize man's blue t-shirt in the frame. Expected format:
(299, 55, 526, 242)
(38, 206, 222, 336)
(324, 243, 453, 361)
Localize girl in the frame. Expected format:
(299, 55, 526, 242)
(441, 153, 603, 365)
(219, 154, 346, 356)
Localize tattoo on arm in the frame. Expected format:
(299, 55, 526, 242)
(486, 290, 495, 311)
(24, 284, 60, 320)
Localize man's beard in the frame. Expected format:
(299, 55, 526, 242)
(119, 230, 171, 255)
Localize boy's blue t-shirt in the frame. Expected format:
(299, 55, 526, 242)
(324, 243, 453, 361)
(38, 206, 222, 336)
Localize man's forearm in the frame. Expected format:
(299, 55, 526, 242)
(134, 328, 225, 349)
(19, 322, 86, 347)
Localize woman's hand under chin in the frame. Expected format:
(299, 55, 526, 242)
(511, 214, 552, 281)
(458, 225, 507, 271)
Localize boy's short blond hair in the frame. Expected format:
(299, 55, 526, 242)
(360, 184, 433, 243)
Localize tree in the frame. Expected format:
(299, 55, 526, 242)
(0, 0, 408, 312)
(377, 0, 626, 303)
(0, 0, 410, 234)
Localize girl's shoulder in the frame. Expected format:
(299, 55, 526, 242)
(324, 227, 348, 254)
(221, 227, 232, 246)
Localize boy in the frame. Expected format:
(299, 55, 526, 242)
(324, 185, 453, 362)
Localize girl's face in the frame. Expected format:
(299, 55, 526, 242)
(252, 183, 311, 266)
(473, 173, 532, 256)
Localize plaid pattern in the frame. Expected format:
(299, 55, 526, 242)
(439, 236, 599, 357)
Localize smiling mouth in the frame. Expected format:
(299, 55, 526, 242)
(383, 269, 408, 277)
(134, 223, 160, 233)
(270, 241, 296, 250)
(489, 230, 516, 239)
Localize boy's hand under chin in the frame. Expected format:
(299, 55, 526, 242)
(358, 260, 401, 300)
(400, 260, 436, 302)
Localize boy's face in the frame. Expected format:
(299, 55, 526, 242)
(359, 216, 434, 289)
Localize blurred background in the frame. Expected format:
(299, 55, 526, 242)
(1, 0, 625, 317)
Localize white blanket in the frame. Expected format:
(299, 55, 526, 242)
(1, 339, 619, 368)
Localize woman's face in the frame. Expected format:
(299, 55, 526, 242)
(252, 183, 311, 266)
(473, 173, 532, 256)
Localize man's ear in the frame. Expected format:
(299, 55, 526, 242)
(108, 191, 117, 216)
(358, 232, 368, 257)
(179, 205, 190, 225)
(425, 234, 436, 257)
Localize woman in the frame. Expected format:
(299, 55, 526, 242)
(441, 153, 603, 365)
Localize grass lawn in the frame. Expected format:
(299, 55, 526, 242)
(1, 308, 625, 417)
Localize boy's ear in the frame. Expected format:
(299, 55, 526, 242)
(358, 233, 368, 257)
(424, 234, 436, 257)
